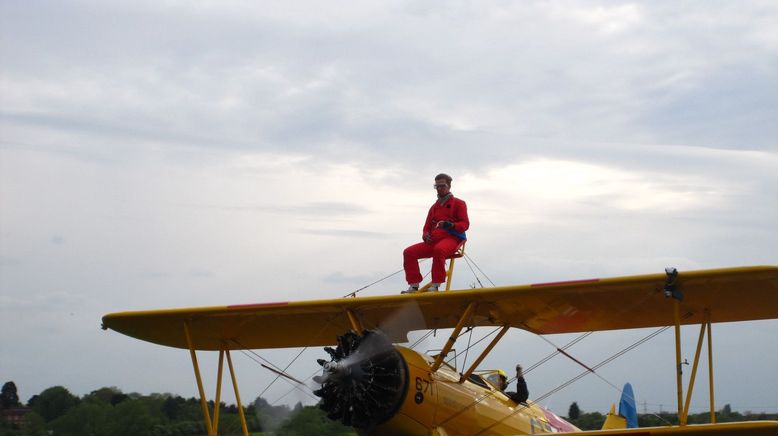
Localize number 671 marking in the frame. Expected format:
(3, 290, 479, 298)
(415, 377, 432, 394)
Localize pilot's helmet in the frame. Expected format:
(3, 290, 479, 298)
(487, 370, 508, 390)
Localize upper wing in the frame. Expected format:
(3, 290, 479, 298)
(101, 265, 778, 350)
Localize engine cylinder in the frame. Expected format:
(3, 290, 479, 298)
(313, 330, 408, 428)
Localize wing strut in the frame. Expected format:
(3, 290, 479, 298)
(673, 297, 684, 422)
(184, 321, 215, 436)
(459, 325, 510, 383)
(707, 320, 716, 423)
(666, 267, 717, 427)
(682, 311, 709, 425)
(431, 302, 476, 372)
(183, 321, 250, 436)
(346, 309, 364, 333)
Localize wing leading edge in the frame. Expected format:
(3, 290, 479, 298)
(102, 265, 778, 350)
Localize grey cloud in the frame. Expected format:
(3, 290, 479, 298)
(2, 1, 773, 172)
(139, 271, 171, 280)
(0, 256, 22, 267)
(225, 202, 371, 217)
(0, 111, 230, 149)
(322, 271, 381, 286)
(297, 229, 389, 239)
(189, 269, 213, 278)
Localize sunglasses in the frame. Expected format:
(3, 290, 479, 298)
(433, 184, 448, 188)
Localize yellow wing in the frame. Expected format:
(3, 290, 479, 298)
(102, 265, 778, 350)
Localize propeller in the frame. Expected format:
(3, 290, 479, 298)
(313, 329, 408, 428)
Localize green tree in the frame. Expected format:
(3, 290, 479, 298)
(570, 411, 605, 430)
(253, 397, 292, 431)
(568, 401, 580, 420)
(50, 401, 112, 436)
(85, 387, 122, 404)
(28, 386, 79, 422)
(107, 399, 158, 436)
(1, 382, 21, 409)
(276, 406, 355, 436)
(21, 412, 48, 436)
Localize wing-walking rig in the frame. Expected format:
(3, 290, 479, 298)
(102, 265, 778, 435)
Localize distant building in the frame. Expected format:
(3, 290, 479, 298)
(1, 407, 31, 426)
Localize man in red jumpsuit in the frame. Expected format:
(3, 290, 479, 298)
(403, 173, 469, 293)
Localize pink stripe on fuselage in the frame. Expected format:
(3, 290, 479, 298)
(541, 407, 579, 432)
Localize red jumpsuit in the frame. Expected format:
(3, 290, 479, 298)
(404, 195, 469, 285)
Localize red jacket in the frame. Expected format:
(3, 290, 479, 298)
(423, 195, 469, 242)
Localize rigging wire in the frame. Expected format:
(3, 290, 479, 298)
(461, 326, 475, 371)
(341, 268, 404, 298)
(446, 326, 503, 366)
(259, 251, 492, 406)
(409, 329, 435, 350)
(436, 330, 594, 426)
(473, 325, 674, 435)
(234, 347, 319, 402)
(258, 346, 309, 399)
(341, 259, 431, 297)
(271, 369, 321, 406)
(463, 253, 496, 287)
(251, 313, 340, 405)
(462, 254, 485, 288)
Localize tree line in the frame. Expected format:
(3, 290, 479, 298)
(1, 381, 354, 436)
(3, 381, 776, 435)
(565, 401, 778, 430)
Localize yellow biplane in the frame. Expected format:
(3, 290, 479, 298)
(102, 265, 778, 435)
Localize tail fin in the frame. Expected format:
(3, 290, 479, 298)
(601, 383, 638, 430)
(619, 383, 638, 428)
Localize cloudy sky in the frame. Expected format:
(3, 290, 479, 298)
(1, 0, 777, 419)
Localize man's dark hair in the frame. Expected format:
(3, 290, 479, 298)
(435, 173, 453, 186)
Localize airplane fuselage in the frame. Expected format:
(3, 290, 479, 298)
(366, 346, 576, 435)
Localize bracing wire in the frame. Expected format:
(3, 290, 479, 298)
(235, 348, 319, 402)
(461, 327, 475, 371)
(462, 255, 485, 288)
(342, 259, 431, 297)
(258, 346, 309, 399)
(473, 325, 674, 435)
(436, 330, 593, 426)
(446, 326, 503, 365)
(342, 268, 404, 298)
(257, 250, 490, 406)
(464, 253, 496, 287)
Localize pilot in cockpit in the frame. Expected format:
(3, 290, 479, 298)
(486, 369, 509, 391)
(487, 364, 529, 404)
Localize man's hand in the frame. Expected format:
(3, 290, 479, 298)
(438, 221, 454, 229)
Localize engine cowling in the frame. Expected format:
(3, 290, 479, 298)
(313, 330, 408, 428)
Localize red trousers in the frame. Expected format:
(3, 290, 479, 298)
(403, 236, 462, 284)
